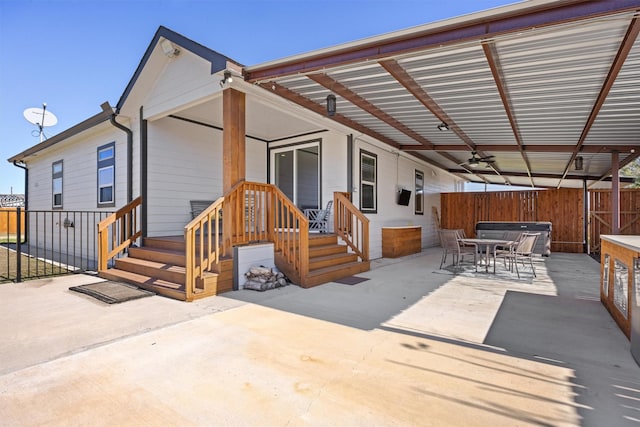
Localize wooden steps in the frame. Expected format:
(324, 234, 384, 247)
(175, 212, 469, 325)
(115, 257, 186, 284)
(100, 268, 188, 301)
(298, 233, 370, 288)
(309, 252, 358, 270)
(100, 232, 370, 301)
(128, 246, 186, 267)
(99, 236, 231, 301)
(304, 260, 371, 288)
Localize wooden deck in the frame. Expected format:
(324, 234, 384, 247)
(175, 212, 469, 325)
(100, 233, 369, 301)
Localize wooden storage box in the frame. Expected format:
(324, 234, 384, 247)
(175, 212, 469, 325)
(382, 226, 422, 258)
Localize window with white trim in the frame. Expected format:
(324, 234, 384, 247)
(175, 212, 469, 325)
(97, 142, 115, 207)
(415, 169, 424, 215)
(52, 160, 63, 209)
(360, 150, 377, 213)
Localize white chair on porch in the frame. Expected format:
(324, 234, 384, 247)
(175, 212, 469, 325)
(304, 201, 333, 233)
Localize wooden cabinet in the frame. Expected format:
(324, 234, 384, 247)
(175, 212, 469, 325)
(600, 235, 640, 339)
(382, 226, 422, 258)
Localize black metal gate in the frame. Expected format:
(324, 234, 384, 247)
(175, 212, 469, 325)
(1, 208, 113, 283)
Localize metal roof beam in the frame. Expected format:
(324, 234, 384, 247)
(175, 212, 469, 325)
(308, 73, 435, 149)
(400, 144, 639, 153)
(245, 1, 640, 82)
(402, 151, 460, 175)
(482, 41, 534, 187)
(376, 59, 510, 181)
(558, 16, 640, 187)
(260, 82, 402, 148)
(307, 74, 477, 169)
(378, 59, 476, 151)
(592, 151, 640, 186)
(449, 168, 635, 182)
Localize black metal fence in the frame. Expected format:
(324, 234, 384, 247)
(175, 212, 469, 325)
(1, 208, 113, 283)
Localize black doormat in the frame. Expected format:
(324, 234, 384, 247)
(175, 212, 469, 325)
(333, 276, 369, 285)
(69, 281, 155, 304)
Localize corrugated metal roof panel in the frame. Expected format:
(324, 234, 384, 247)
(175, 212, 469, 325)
(263, 8, 639, 188)
(585, 38, 640, 147)
(495, 16, 631, 147)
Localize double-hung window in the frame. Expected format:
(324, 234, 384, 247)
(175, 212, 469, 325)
(360, 150, 377, 213)
(97, 142, 115, 207)
(52, 160, 63, 209)
(415, 170, 424, 215)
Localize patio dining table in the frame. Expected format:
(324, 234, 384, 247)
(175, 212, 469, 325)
(458, 238, 516, 273)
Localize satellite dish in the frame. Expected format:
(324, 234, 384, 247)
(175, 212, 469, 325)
(23, 103, 58, 141)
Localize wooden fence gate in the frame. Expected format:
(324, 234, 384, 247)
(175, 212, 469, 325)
(589, 189, 640, 253)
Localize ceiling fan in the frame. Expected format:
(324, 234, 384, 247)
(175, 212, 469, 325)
(465, 151, 495, 168)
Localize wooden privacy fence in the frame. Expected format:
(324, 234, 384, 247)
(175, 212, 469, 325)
(0, 207, 25, 241)
(590, 189, 640, 253)
(441, 188, 584, 253)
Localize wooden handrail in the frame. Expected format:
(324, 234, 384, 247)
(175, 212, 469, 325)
(97, 197, 142, 272)
(184, 197, 224, 300)
(334, 192, 369, 261)
(268, 183, 310, 282)
(224, 181, 309, 282)
(183, 181, 310, 293)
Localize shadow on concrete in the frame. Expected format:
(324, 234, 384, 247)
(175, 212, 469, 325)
(224, 251, 453, 330)
(483, 291, 639, 426)
(225, 249, 639, 426)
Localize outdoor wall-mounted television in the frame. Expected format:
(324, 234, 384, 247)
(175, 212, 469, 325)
(397, 189, 411, 206)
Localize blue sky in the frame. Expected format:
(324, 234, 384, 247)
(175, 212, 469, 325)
(0, 0, 516, 194)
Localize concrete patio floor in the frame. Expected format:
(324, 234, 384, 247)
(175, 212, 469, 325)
(0, 248, 638, 426)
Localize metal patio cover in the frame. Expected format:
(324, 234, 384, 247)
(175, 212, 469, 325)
(244, 0, 640, 189)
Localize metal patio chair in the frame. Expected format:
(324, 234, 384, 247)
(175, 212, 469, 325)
(496, 232, 540, 278)
(304, 201, 333, 233)
(492, 231, 523, 273)
(438, 229, 477, 271)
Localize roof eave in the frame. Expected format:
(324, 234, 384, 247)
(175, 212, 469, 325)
(245, 0, 640, 82)
(8, 102, 114, 163)
(115, 26, 244, 113)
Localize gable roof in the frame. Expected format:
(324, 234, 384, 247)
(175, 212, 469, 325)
(115, 25, 242, 113)
(8, 26, 243, 163)
(8, 102, 114, 163)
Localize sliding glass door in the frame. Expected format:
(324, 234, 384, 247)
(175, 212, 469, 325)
(271, 142, 320, 210)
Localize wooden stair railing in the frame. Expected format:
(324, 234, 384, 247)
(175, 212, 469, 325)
(98, 185, 361, 298)
(334, 192, 369, 262)
(97, 197, 142, 272)
(183, 181, 310, 294)
(184, 197, 224, 301)
(225, 181, 309, 284)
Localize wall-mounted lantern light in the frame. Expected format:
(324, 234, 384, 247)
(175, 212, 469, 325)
(326, 94, 336, 117)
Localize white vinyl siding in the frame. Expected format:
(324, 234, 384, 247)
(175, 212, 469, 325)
(22, 124, 125, 266)
(145, 117, 268, 237)
(352, 137, 461, 259)
(146, 118, 222, 236)
(143, 48, 222, 121)
(27, 124, 125, 211)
